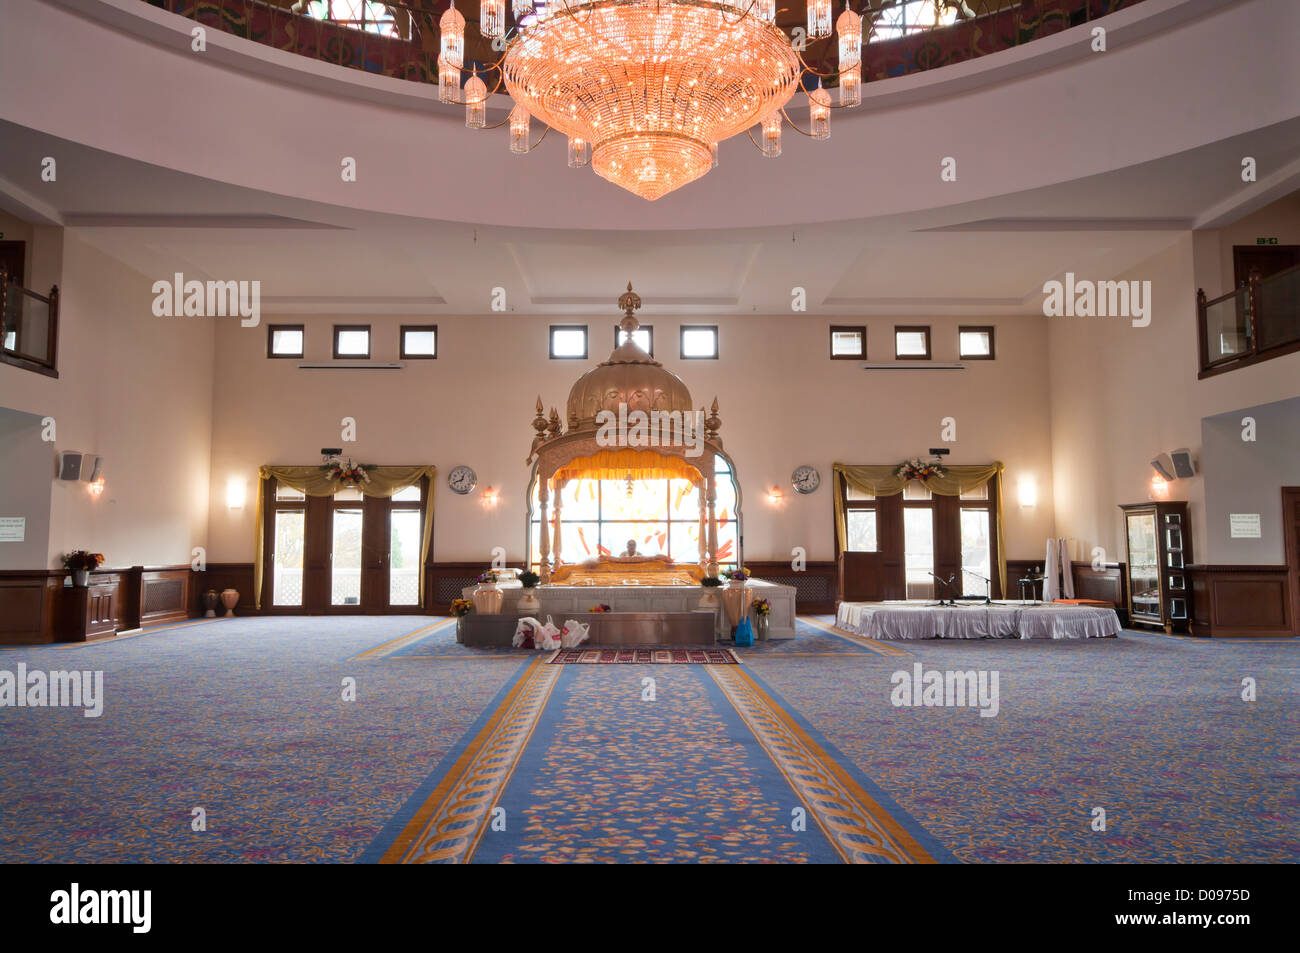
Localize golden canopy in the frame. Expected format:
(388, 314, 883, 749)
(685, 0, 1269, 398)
(528, 283, 726, 582)
(564, 283, 694, 433)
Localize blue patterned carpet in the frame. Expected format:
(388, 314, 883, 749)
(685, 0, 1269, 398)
(1, 615, 1295, 862)
(0, 617, 525, 862)
(749, 618, 1300, 863)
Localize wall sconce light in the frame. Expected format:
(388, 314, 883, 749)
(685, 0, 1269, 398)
(226, 478, 245, 509)
(87, 476, 105, 497)
(1018, 478, 1037, 508)
(482, 486, 500, 507)
(767, 485, 784, 505)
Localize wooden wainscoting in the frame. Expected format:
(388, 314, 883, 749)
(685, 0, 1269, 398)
(1188, 565, 1294, 638)
(745, 561, 838, 614)
(195, 563, 257, 616)
(429, 562, 492, 615)
(140, 568, 192, 626)
(0, 572, 64, 644)
(0, 565, 204, 644)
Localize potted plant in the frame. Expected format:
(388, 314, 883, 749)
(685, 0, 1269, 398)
(724, 567, 751, 588)
(698, 575, 723, 612)
(751, 597, 772, 641)
(451, 597, 474, 643)
(518, 569, 541, 613)
(62, 551, 105, 588)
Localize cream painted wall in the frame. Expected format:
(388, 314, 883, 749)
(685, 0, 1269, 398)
(0, 408, 53, 569)
(1048, 234, 1300, 565)
(0, 231, 215, 569)
(205, 312, 1058, 566)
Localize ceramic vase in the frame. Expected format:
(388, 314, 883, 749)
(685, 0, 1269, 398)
(720, 583, 748, 638)
(472, 582, 504, 615)
(517, 587, 541, 614)
(220, 588, 239, 617)
(202, 589, 220, 618)
(71, 569, 90, 588)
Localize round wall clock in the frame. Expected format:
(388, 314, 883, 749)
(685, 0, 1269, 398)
(791, 465, 820, 494)
(447, 466, 478, 495)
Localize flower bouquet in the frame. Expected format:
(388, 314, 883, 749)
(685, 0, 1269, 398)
(321, 459, 377, 486)
(518, 570, 540, 589)
(476, 570, 499, 585)
(63, 550, 105, 588)
(700, 576, 723, 588)
(750, 597, 772, 641)
(450, 597, 473, 643)
(724, 567, 751, 583)
(896, 458, 946, 482)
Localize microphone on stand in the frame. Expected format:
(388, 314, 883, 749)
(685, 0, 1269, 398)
(927, 571, 957, 606)
(962, 569, 993, 605)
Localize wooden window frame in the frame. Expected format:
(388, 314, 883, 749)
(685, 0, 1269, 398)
(332, 324, 371, 360)
(958, 325, 995, 360)
(894, 325, 931, 361)
(614, 323, 654, 357)
(680, 324, 719, 360)
(830, 325, 867, 360)
(549, 324, 589, 360)
(400, 324, 438, 360)
(267, 324, 305, 360)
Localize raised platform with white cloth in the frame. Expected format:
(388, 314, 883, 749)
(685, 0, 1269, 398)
(461, 578, 797, 640)
(836, 600, 1121, 641)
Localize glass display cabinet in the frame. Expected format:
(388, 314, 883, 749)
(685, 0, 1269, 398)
(1120, 502, 1192, 632)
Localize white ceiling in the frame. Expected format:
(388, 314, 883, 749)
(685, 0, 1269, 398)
(1, 111, 1298, 316)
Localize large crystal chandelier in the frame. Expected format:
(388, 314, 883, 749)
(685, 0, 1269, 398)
(444, 0, 866, 201)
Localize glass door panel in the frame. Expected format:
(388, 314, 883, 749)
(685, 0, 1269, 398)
(1126, 512, 1160, 618)
(389, 510, 421, 606)
(960, 508, 991, 596)
(903, 508, 934, 599)
(272, 510, 305, 606)
(331, 508, 363, 606)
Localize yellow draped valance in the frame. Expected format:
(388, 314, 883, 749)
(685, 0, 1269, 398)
(252, 465, 437, 609)
(550, 448, 706, 488)
(832, 462, 1007, 596)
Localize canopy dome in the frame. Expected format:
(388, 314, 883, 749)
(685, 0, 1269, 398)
(565, 284, 694, 431)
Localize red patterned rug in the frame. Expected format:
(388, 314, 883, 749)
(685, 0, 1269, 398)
(549, 647, 741, 665)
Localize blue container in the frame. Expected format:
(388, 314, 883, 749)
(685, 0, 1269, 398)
(734, 617, 754, 647)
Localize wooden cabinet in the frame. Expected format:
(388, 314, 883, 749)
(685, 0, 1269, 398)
(57, 580, 122, 642)
(1120, 502, 1192, 632)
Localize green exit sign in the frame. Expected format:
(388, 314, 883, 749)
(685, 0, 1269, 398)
(1257, 237, 1280, 245)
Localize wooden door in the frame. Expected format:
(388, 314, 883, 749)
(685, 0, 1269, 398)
(1234, 245, 1300, 287)
(1283, 487, 1300, 635)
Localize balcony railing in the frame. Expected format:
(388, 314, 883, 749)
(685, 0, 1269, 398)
(142, 0, 1149, 89)
(0, 272, 59, 378)
(1197, 264, 1300, 378)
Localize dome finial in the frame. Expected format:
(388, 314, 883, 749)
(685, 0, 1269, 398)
(618, 281, 642, 332)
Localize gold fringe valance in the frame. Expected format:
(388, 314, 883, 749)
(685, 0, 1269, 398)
(252, 465, 437, 609)
(550, 448, 706, 488)
(832, 462, 1006, 596)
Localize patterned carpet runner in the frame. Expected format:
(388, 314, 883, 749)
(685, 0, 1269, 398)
(548, 647, 740, 665)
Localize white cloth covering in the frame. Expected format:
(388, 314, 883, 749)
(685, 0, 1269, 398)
(835, 601, 1120, 641)
(1043, 538, 1076, 601)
